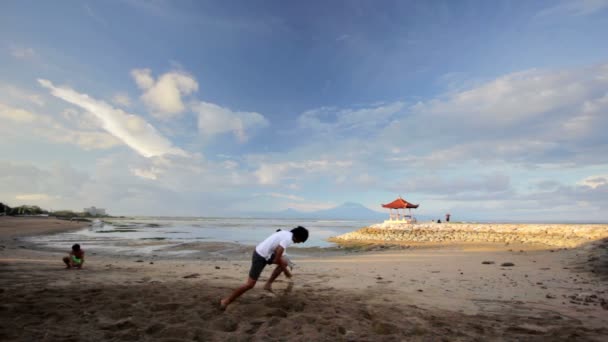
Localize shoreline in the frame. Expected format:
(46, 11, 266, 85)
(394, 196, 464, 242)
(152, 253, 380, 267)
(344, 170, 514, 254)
(2, 217, 608, 340)
(0, 216, 90, 240)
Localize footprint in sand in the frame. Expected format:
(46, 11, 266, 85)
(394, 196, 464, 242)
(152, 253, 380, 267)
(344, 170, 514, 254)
(212, 317, 239, 332)
(245, 320, 265, 334)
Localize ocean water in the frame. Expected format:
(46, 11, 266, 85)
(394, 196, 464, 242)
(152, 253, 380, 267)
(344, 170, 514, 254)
(26, 217, 375, 255)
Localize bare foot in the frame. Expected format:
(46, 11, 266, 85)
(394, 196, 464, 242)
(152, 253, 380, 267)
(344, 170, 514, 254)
(219, 298, 228, 311)
(263, 285, 274, 293)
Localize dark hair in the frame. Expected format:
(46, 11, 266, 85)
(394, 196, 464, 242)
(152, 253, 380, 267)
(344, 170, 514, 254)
(72, 244, 81, 251)
(290, 226, 309, 242)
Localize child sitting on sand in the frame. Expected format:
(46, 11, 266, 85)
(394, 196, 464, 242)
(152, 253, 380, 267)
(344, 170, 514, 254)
(220, 226, 309, 309)
(62, 244, 85, 269)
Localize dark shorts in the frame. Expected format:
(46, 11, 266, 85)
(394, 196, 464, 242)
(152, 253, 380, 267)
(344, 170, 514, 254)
(248, 251, 277, 280)
(248, 251, 268, 280)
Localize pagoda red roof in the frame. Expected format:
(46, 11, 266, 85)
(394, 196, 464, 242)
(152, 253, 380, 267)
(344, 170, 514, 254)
(382, 197, 419, 209)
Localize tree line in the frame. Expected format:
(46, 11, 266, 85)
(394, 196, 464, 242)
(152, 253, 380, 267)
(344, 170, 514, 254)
(0, 202, 96, 218)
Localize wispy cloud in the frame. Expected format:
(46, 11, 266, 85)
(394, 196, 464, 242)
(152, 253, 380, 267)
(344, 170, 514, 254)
(83, 4, 108, 26)
(111, 93, 131, 107)
(0, 102, 120, 150)
(9, 46, 35, 59)
(0, 83, 45, 106)
(254, 159, 353, 185)
(0, 103, 37, 122)
(298, 101, 405, 135)
(263, 192, 305, 201)
(38, 79, 187, 158)
(537, 0, 608, 17)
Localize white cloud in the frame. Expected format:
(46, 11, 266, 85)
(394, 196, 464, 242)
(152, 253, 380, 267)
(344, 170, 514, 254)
(131, 68, 198, 119)
(130, 167, 161, 180)
(10, 46, 35, 59)
(193, 101, 269, 142)
(0, 83, 45, 106)
(0, 103, 37, 122)
(578, 175, 608, 189)
(39, 79, 187, 158)
(0, 161, 88, 207)
(61, 108, 103, 130)
(389, 173, 512, 195)
(112, 93, 131, 107)
(381, 62, 608, 166)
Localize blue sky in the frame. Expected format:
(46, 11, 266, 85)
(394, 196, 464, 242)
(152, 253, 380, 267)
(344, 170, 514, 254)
(1, 0, 608, 221)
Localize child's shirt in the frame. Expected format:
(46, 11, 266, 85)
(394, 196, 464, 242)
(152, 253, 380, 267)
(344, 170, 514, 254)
(255, 230, 293, 260)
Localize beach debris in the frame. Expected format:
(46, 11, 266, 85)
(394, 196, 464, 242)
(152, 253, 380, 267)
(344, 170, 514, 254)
(567, 293, 605, 307)
(417, 289, 423, 292)
(215, 266, 221, 269)
(376, 276, 383, 280)
(501, 262, 515, 267)
(183, 273, 200, 279)
(135, 260, 143, 263)
(546, 294, 556, 299)
(482, 261, 495, 265)
(149, 262, 154, 264)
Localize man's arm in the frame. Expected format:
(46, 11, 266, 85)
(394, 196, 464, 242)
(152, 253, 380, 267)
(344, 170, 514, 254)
(272, 246, 287, 267)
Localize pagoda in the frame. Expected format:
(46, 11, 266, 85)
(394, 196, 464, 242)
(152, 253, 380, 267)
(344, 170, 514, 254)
(381, 196, 419, 223)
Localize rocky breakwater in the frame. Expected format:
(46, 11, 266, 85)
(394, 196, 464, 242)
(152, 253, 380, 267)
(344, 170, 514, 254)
(330, 222, 608, 248)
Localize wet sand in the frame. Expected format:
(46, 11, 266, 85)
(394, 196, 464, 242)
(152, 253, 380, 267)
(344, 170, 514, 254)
(1, 217, 607, 341)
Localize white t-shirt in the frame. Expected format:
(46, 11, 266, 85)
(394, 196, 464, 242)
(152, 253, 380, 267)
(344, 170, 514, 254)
(255, 230, 293, 260)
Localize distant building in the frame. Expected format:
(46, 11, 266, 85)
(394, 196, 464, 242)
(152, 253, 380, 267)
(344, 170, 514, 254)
(84, 206, 106, 216)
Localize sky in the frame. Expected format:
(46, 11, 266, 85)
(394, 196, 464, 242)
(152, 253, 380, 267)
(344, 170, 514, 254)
(1, 0, 608, 221)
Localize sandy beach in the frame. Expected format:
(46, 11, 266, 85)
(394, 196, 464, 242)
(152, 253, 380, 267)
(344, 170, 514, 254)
(1, 217, 607, 341)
